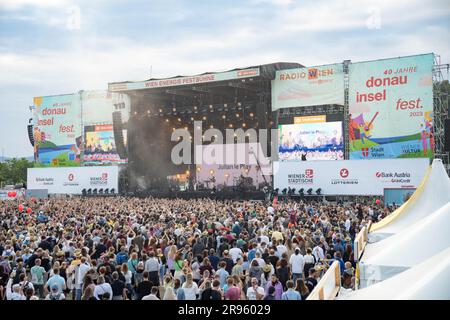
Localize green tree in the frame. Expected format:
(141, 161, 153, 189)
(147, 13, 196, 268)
(0, 158, 34, 186)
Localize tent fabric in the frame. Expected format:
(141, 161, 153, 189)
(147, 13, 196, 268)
(359, 202, 450, 287)
(337, 247, 450, 300)
(369, 159, 450, 242)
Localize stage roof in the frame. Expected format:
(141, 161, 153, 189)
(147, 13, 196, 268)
(108, 62, 303, 92)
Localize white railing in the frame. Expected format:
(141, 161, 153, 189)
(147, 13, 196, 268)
(306, 261, 341, 300)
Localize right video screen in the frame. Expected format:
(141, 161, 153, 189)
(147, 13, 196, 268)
(278, 115, 344, 161)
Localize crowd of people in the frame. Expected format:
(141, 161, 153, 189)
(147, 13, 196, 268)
(0, 196, 391, 300)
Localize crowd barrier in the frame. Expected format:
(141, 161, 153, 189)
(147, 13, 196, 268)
(354, 220, 372, 261)
(306, 261, 341, 300)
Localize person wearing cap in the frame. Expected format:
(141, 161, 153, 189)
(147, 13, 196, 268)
(45, 268, 66, 296)
(45, 284, 65, 300)
(6, 279, 26, 300)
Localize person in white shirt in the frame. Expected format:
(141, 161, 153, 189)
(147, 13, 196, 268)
(229, 245, 243, 264)
(6, 281, 26, 300)
(252, 251, 265, 268)
(182, 273, 199, 300)
(76, 257, 91, 300)
(94, 276, 113, 300)
(142, 286, 160, 300)
(277, 243, 288, 257)
(313, 244, 325, 262)
(246, 277, 264, 300)
(289, 248, 304, 284)
(345, 218, 351, 232)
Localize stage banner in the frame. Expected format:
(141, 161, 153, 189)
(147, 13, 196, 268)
(272, 63, 345, 110)
(27, 166, 118, 194)
(273, 158, 428, 195)
(33, 94, 82, 167)
(349, 54, 434, 159)
(108, 68, 260, 91)
(81, 91, 130, 165)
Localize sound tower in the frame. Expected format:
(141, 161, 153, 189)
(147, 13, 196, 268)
(445, 119, 450, 152)
(112, 111, 127, 159)
(27, 124, 34, 146)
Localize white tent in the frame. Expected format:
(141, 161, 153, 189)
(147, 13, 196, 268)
(369, 159, 450, 242)
(338, 247, 450, 300)
(358, 202, 450, 287)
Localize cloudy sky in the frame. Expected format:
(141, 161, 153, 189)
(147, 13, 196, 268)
(0, 0, 449, 157)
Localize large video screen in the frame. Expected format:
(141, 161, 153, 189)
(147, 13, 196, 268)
(278, 120, 344, 161)
(83, 125, 127, 165)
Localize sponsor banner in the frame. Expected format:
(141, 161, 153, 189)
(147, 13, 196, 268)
(33, 94, 82, 167)
(273, 158, 428, 195)
(108, 68, 260, 91)
(27, 166, 118, 194)
(272, 63, 345, 110)
(349, 54, 434, 159)
(294, 115, 326, 124)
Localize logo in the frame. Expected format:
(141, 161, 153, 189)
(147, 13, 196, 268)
(305, 169, 314, 178)
(308, 68, 318, 80)
(68, 173, 74, 181)
(340, 168, 349, 178)
(362, 148, 369, 157)
(287, 169, 314, 184)
(376, 172, 382, 178)
(102, 173, 108, 180)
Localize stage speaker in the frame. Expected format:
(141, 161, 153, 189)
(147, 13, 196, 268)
(445, 119, 450, 152)
(255, 102, 268, 130)
(112, 111, 127, 159)
(27, 125, 34, 147)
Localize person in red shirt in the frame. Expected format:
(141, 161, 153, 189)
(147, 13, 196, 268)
(224, 277, 241, 300)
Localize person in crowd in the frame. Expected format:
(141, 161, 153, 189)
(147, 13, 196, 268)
(142, 286, 160, 300)
(246, 277, 265, 300)
(282, 280, 302, 300)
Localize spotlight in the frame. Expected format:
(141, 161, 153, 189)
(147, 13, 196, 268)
(159, 108, 163, 113)
(87, 188, 92, 195)
(224, 103, 227, 107)
(282, 188, 287, 195)
(249, 112, 254, 117)
(299, 188, 304, 195)
(222, 115, 226, 119)
(110, 188, 115, 194)
(99, 188, 104, 194)
(307, 188, 313, 195)
(273, 188, 279, 195)
(105, 188, 109, 194)
(291, 188, 296, 194)
(316, 188, 322, 195)
(82, 189, 87, 196)
(93, 188, 98, 195)
(202, 116, 207, 120)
